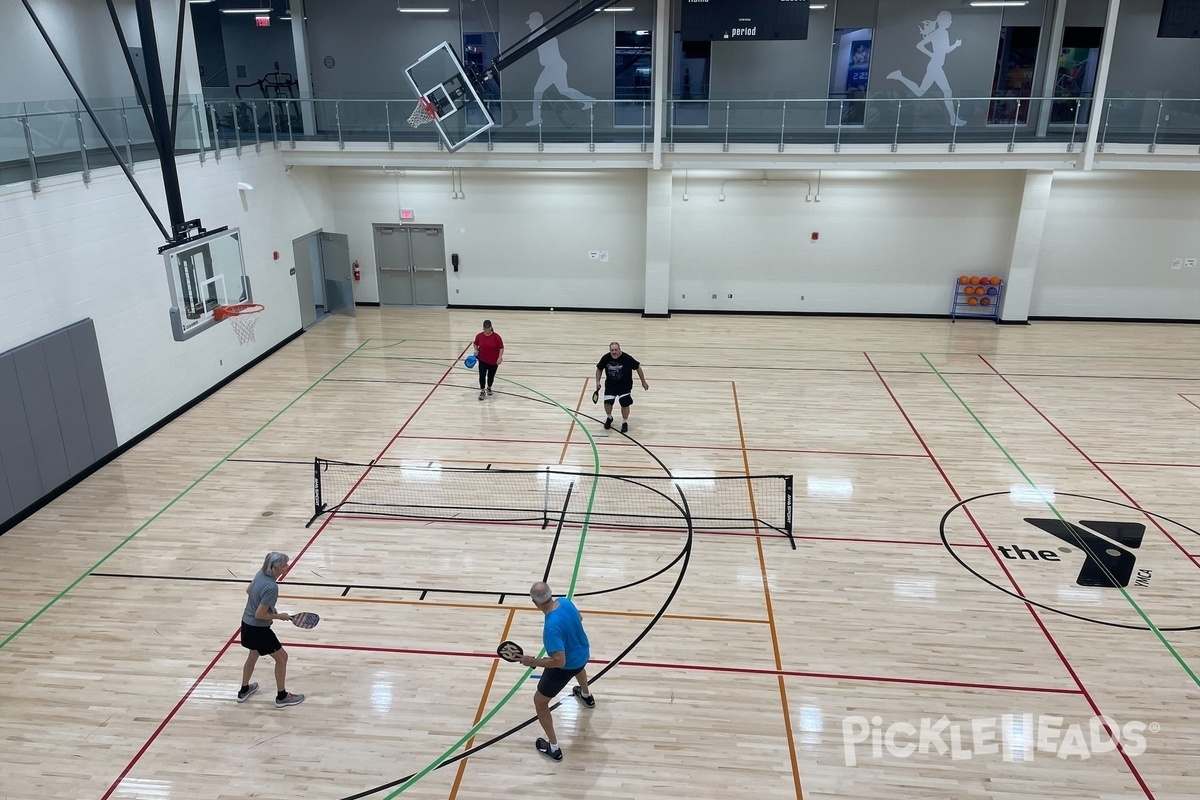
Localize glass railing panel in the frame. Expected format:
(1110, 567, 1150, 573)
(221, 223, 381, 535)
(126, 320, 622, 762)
(1156, 98, 1200, 145)
(0, 114, 32, 186)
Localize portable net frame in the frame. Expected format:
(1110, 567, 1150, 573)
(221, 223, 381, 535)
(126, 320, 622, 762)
(309, 458, 794, 548)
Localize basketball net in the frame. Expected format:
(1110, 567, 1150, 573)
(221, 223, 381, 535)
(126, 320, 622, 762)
(407, 97, 437, 128)
(214, 303, 265, 345)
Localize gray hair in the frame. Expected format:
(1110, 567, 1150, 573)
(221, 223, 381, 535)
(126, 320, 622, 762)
(262, 551, 289, 576)
(530, 581, 553, 605)
(609, 341, 620, 349)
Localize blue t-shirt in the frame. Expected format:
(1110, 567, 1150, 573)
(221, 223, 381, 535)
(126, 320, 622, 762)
(542, 597, 590, 671)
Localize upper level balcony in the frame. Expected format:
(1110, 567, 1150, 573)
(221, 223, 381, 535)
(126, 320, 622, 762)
(3, 92, 1198, 191)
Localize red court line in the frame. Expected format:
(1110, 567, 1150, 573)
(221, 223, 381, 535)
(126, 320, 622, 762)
(392, 434, 927, 459)
(868, 353, 1156, 800)
(276, 642, 1079, 695)
(325, 513, 986, 549)
(100, 348, 467, 800)
(981, 355, 1200, 573)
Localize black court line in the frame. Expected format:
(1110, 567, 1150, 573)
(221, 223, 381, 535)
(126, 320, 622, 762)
(338, 357, 1200, 383)
(542, 482, 573, 582)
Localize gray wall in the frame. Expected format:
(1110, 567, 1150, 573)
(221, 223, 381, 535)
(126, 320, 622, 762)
(222, 15, 298, 91)
(0, 319, 117, 529)
(1108, 0, 1200, 97)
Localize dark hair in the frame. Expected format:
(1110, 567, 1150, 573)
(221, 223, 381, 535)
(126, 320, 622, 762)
(483, 319, 492, 328)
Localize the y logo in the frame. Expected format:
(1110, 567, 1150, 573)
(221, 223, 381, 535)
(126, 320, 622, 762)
(1024, 519, 1146, 588)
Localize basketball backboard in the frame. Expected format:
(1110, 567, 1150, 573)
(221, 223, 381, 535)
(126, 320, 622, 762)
(404, 42, 495, 151)
(162, 227, 251, 341)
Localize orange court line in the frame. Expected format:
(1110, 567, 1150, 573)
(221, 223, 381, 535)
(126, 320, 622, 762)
(732, 380, 804, 800)
(559, 379, 590, 465)
(278, 593, 769, 625)
(448, 607, 516, 800)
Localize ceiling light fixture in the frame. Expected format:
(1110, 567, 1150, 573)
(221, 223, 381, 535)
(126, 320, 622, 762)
(397, 6, 451, 12)
(969, 1, 1029, 6)
(221, 7, 272, 13)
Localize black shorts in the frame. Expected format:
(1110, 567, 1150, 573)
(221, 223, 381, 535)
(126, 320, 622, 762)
(537, 665, 585, 698)
(240, 622, 282, 656)
(604, 390, 634, 408)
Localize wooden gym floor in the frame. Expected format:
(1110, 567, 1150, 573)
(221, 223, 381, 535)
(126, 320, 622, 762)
(1, 309, 1197, 800)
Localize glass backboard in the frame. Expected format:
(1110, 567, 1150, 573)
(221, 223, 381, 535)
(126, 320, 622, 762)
(162, 227, 251, 341)
(404, 42, 495, 151)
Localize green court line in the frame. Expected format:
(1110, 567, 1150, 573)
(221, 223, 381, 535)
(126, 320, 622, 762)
(920, 353, 1200, 688)
(0, 340, 372, 651)
(381, 374, 602, 798)
(358, 339, 408, 350)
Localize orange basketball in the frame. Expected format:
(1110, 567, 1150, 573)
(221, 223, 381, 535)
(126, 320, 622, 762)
(980, 297, 991, 306)
(968, 297, 978, 306)
(959, 275, 970, 284)
(979, 277, 991, 286)
(992, 277, 1001, 286)
(969, 276, 980, 284)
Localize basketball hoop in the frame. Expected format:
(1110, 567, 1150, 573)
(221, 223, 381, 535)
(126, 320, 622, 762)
(214, 303, 265, 345)
(407, 96, 437, 128)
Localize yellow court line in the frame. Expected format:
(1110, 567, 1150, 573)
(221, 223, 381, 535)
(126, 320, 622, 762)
(279, 593, 768, 625)
(732, 381, 804, 800)
(447, 607, 516, 800)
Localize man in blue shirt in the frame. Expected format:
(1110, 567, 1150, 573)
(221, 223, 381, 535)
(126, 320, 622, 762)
(520, 581, 594, 761)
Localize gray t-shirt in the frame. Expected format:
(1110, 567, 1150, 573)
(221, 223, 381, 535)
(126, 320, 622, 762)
(242, 570, 279, 627)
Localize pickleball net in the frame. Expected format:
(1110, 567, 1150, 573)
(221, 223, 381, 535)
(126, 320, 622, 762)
(308, 458, 794, 548)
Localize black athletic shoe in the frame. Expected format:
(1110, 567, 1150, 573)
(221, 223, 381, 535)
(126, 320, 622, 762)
(620, 422, 628, 434)
(237, 682, 259, 703)
(572, 686, 596, 708)
(604, 417, 612, 430)
(536, 738, 563, 762)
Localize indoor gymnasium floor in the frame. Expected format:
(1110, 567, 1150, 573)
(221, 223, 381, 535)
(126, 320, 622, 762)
(0, 309, 1197, 800)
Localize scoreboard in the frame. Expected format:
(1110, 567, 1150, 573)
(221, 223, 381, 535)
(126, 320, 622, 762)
(681, 0, 811, 42)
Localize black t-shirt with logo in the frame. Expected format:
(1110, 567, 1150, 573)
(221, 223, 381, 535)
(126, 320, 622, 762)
(596, 352, 640, 394)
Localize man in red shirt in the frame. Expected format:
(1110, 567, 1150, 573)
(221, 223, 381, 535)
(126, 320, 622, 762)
(472, 320, 504, 400)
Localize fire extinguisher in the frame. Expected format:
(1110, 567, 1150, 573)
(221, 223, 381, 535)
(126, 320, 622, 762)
(352, 260, 361, 281)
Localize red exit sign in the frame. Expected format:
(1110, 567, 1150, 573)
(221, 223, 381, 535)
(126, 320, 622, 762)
(255, 14, 271, 26)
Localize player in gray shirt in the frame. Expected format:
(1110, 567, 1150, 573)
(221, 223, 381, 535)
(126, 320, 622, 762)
(238, 552, 305, 707)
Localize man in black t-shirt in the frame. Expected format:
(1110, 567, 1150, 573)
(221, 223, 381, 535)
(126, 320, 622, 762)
(594, 341, 649, 434)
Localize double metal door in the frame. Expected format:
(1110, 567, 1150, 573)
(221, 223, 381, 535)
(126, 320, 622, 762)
(374, 224, 448, 306)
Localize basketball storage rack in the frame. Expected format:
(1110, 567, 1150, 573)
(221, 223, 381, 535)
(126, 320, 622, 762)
(950, 276, 1003, 322)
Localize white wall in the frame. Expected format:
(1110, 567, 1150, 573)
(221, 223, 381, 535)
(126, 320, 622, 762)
(670, 170, 1023, 314)
(319, 165, 1199, 320)
(0, 0, 202, 106)
(1035, 170, 1200, 319)
(327, 168, 648, 309)
(0, 151, 334, 444)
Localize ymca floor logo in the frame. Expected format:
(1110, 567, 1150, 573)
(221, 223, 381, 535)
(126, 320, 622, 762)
(1022, 518, 1145, 588)
(940, 492, 1199, 631)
